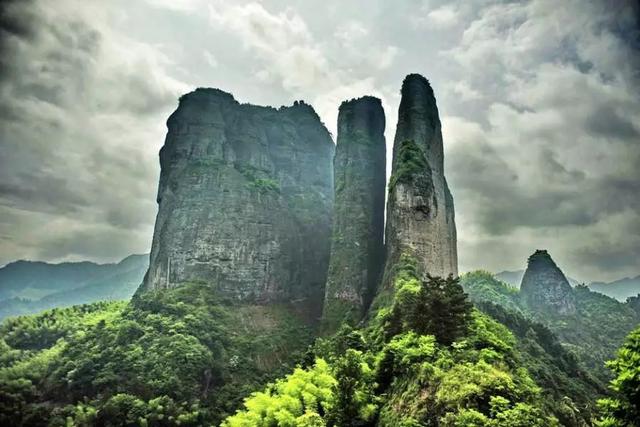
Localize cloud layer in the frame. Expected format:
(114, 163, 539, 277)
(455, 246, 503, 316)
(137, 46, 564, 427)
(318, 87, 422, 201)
(0, 0, 638, 282)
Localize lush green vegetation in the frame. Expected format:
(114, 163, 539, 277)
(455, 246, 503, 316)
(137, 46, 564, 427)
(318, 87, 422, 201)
(0, 283, 313, 426)
(597, 325, 640, 426)
(388, 139, 432, 193)
(461, 271, 640, 383)
(1, 265, 638, 425)
(223, 259, 569, 426)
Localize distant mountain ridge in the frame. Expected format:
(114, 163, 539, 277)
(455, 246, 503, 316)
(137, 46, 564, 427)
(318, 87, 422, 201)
(495, 269, 640, 302)
(589, 275, 640, 301)
(0, 254, 148, 319)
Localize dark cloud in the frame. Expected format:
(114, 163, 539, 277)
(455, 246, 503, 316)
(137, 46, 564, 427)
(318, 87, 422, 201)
(587, 105, 639, 140)
(0, 0, 185, 266)
(0, 0, 637, 282)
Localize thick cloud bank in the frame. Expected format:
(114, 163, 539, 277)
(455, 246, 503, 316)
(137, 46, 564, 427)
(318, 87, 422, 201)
(0, 0, 637, 282)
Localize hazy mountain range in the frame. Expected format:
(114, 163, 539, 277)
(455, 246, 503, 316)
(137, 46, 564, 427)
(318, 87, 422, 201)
(1, 251, 636, 322)
(495, 270, 640, 301)
(0, 254, 148, 320)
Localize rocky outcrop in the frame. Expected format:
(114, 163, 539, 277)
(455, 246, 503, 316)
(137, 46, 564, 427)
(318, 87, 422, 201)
(520, 250, 576, 315)
(139, 88, 334, 317)
(321, 97, 386, 332)
(381, 74, 457, 292)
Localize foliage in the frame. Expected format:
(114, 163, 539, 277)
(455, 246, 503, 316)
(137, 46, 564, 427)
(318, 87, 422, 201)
(391, 273, 473, 345)
(2, 263, 630, 426)
(388, 139, 431, 193)
(247, 178, 281, 194)
(235, 163, 280, 194)
(222, 359, 336, 427)
(460, 271, 521, 314)
(223, 258, 558, 427)
(0, 282, 313, 426)
(325, 349, 378, 426)
(597, 325, 640, 426)
(462, 270, 640, 383)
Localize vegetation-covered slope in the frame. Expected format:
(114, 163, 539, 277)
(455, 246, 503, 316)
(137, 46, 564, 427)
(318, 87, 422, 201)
(222, 259, 603, 426)
(0, 283, 314, 426)
(461, 271, 640, 383)
(1, 268, 636, 425)
(0, 255, 148, 320)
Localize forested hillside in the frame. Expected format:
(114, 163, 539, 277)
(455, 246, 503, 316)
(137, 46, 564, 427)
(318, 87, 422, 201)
(0, 255, 148, 320)
(1, 257, 617, 426)
(461, 270, 640, 382)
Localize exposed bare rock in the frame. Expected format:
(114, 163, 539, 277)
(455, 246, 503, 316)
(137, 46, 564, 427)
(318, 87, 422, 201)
(139, 89, 334, 318)
(322, 96, 386, 332)
(520, 249, 577, 315)
(381, 74, 458, 294)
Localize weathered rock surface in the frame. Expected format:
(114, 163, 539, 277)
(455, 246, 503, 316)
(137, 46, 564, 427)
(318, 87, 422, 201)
(382, 74, 458, 290)
(520, 249, 576, 315)
(322, 97, 386, 332)
(139, 89, 334, 316)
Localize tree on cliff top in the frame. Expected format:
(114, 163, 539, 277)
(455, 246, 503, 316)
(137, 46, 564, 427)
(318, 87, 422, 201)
(389, 258, 473, 346)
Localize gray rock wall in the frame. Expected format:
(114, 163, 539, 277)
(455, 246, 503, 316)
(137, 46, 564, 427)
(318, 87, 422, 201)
(520, 249, 577, 315)
(140, 89, 334, 314)
(382, 74, 458, 290)
(322, 97, 386, 332)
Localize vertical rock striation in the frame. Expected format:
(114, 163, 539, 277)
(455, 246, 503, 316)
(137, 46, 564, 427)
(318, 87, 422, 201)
(520, 249, 576, 315)
(381, 74, 458, 294)
(322, 97, 386, 332)
(139, 88, 334, 317)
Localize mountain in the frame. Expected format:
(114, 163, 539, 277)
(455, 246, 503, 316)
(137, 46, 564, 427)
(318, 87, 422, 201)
(495, 269, 580, 288)
(520, 249, 577, 315)
(463, 251, 640, 383)
(589, 275, 640, 301)
(0, 77, 630, 426)
(0, 254, 148, 319)
(496, 270, 640, 301)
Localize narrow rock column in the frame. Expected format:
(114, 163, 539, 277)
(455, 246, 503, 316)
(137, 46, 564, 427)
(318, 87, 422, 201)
(381, 74, 458, 298)
(322, 97, 386, 333)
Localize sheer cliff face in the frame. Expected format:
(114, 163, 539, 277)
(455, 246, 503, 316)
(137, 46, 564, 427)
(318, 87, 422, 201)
(520, 250, 577, 315)
(322, 97, 386, 332)
(141, 89, 334, 311)
(383, 74, 458, 285)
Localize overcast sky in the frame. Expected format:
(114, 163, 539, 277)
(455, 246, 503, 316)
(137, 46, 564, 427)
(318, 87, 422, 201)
(0, 0, 638, 282)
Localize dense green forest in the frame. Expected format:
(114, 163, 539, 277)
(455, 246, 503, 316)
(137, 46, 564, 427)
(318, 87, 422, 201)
(460, 271, 640, 382)
(0, 284, 313, 426)
(1, 261, 638, 425)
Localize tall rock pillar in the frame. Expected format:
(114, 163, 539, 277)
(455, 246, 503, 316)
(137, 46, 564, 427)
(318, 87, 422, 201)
(381, 74, 458, 296)
(322, 97, 386, 332)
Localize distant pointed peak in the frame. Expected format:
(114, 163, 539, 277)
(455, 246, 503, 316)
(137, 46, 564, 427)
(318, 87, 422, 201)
(520, 249, 576, 315)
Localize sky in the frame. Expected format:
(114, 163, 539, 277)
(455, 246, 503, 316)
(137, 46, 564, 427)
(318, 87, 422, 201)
(0, 0, 638, 282)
